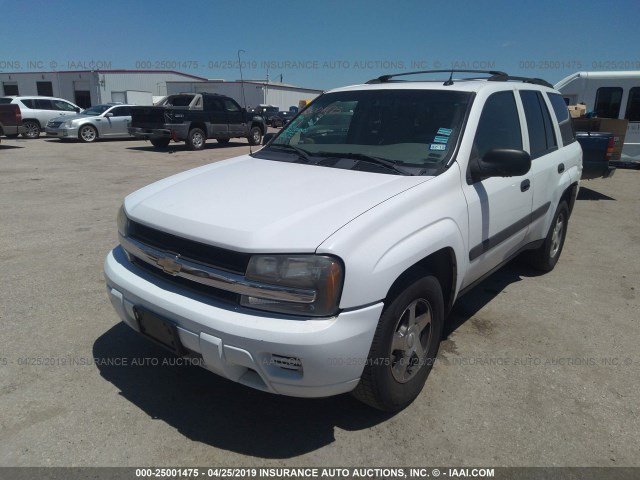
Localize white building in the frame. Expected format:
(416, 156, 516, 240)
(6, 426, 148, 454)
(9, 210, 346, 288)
(0, 70, 207, 108)
(166, 80, 323, 111)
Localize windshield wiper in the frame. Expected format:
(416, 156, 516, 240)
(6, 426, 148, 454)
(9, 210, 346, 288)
(315, 151, 414, 176)
(266, 144, 313, 163)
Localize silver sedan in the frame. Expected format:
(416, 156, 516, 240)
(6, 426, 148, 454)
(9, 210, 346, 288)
(45, 103, 134, 142)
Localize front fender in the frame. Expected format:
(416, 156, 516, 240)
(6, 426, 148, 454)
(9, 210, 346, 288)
(317, 167, 468, 309)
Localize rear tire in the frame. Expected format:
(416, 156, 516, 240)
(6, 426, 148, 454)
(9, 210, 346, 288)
(351, 273, 444, 412)
(525, 201, 569, 272)
(22, 121, 41, 139)
(150, 138, 170, 148)
(186, 128, 206, 150)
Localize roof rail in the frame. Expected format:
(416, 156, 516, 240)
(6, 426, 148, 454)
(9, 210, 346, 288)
(365, 69, 553, 88)
(366, 70, 508, 84)
(486, 74, 553, 88)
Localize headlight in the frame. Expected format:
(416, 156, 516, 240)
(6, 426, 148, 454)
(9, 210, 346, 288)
(241, 255, 343, 317)
(64, 121, 73, 128)
(117, 205, 130, 237)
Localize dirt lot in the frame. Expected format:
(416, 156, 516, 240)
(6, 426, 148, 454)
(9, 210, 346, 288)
(0, 136, 638, 467)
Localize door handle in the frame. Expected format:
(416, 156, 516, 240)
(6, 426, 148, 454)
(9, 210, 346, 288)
(520, 179, 530, 192)
(558, 163, 565, 173)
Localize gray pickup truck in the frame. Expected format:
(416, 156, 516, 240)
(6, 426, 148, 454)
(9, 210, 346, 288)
(129, 93, 265, 150)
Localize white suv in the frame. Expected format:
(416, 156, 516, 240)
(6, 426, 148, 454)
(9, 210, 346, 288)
(0, 96, 82, 138)
(104, 70, 582, 412)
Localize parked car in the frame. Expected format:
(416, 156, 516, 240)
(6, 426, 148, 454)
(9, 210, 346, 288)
(0, 104, 25, 141)
(46, 103, 134, 142)
(105, 70, 582, 412)
(254, 105, 280, 125)
(271, 111, 294, 128)
(128, 93, 265, 150)
(0, 96, 82, 138)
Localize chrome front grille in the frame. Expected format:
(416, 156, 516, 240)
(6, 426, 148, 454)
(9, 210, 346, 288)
(119, 223, 316, 306)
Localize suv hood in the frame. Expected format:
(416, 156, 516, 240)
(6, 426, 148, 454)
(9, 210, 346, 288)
(125, 155, 431, 252)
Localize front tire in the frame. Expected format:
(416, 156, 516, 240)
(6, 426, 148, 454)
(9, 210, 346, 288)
(352, 273, 444, 412)
(22, 121, 41, 139)
(247, 126, 262, 146)
(186, 127, 206, 150)
(525, 201, 569, 272)
(78, 125, 98, 143)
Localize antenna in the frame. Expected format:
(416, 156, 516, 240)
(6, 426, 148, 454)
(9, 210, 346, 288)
(237, 49, 252, 154)
(444, 70, 454, 86)
(237, 49, 247, 110)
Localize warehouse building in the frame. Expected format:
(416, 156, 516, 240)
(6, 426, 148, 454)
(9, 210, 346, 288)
(0, 70, 207, 108)
(166, 80, 323, 111)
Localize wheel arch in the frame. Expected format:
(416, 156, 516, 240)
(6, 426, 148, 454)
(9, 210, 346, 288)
(562, 181, 579, 217)
(250, 122, 265, 134)
(384, 247, 458, 315)
(189, 122, 207, 137)
(22, 118, 41, 127)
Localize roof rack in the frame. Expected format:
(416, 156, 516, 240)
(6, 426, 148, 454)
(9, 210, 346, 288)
(365, 69, 553, 88)
(486, 74, 553, 88)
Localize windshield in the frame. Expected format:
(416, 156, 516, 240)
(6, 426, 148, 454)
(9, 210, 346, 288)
(259, 89, 472, 174)
(81, 105, 111, 116)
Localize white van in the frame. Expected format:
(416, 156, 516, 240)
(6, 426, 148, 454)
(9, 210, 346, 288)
(554, 71, 640, 161)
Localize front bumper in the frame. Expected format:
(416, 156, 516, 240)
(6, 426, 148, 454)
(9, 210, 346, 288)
(104, 246, 382, 398)
(46, 126, 79, 138)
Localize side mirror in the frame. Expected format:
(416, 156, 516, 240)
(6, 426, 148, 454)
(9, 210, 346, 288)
(75, 107, 81, 113)
(262, 133, 276, 145)
(470, 148, 531, 181)
(105, 112, 113, 118)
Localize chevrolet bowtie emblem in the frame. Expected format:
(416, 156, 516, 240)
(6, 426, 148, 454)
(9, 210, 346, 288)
(157, 256, 182, 275)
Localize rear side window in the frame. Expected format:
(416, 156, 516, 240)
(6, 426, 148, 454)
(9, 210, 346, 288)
(20, 99, 35, 109)
(520, 91, 557, 159)
(547, 93, 576, 146)
(625, 87, 640, 122)
(594, 87, 622, 118)
(34, 99, 54, 110)
(52, 100, 77, 111)
(473, 91, 522, 160)
(110, 106, 131, 116)
(0, 97, 12, 104)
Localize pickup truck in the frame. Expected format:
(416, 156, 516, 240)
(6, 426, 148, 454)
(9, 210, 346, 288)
(105, 70, 582, 412)
(128, 93, 265, 150)
(576, 131, 616, 179)
(0, 104, 25, 141)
